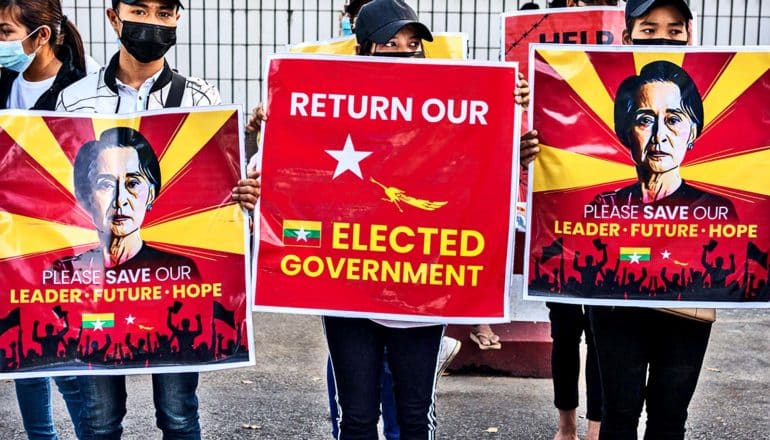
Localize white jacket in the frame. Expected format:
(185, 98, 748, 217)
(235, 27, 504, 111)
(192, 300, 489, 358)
(56, 53, 221, 113)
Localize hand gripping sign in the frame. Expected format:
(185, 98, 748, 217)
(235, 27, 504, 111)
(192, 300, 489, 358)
(525, 45, 770, 309)
(0, 107, 254, 378)
(254, 54, 520, 323)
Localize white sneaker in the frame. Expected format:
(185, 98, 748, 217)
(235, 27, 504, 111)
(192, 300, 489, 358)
(437, 336, 461, 377)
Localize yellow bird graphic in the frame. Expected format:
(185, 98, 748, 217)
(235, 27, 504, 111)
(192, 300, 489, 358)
(370, 177, 448, 212)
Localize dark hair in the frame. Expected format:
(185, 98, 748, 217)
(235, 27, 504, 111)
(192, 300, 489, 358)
(74, 127, 161, 213)
(614, 60, 703, 150)
(624, 0, 691, 35)
(0, 0, 86, 72)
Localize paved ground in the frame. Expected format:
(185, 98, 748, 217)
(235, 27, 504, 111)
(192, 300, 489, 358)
(0, 309, 767, 439)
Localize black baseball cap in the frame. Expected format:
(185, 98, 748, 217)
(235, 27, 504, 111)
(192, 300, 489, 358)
(354, 0, 433, 44)
(625, 0, 692, 21)
(112, 0, 184, 9)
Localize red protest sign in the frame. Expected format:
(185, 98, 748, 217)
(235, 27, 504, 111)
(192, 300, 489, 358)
(502, 7, 626, 76)
(255, 55, 520, 323)
(0, 107, 253, 378)
(525, 45, 770, 308)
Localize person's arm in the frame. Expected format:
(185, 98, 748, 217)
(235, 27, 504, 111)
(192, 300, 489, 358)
(194, 314, 203, 337)
(32, 321, 41, 343)
(729, 254, 736, 275)
(701, 245, 711, 269)
(573, 252, 581, 271)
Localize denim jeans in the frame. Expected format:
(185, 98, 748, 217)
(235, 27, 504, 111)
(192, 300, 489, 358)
(547, 302, 602, 421)
(15, 376, 84, 440)
(327, 355, 400, 440)
(76, 373, 200, 440)
(323, 317, 444, 440)
(589, 307, 712, 440)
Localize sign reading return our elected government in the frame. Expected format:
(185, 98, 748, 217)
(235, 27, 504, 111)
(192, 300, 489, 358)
(0, 107, 254, 378)
(254, 54, 520, 323)
(525, 45, 770, 308)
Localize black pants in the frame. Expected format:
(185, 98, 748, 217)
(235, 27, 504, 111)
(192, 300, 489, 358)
(547, 302, 602, 421)
(589, 307, 712, 440)
(323, 317, 444, 440)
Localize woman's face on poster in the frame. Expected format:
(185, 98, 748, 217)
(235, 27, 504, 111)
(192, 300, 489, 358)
(630, 81, 696, 174)
(88, 146, 155, 238)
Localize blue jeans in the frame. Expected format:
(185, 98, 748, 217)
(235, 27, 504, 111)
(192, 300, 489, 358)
(324, 317, 444, 440)
(327, 356, 400, 440)
(15, 376, 84, 440)
(76, 373, 200, 440)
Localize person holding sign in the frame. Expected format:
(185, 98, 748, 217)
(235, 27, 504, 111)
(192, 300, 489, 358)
(321, 4, 445, 438)
(0, 0, 90, 438)
(317, 1, 525, 438)
(590, 1, 713, 439)
(526, 1, 714, 439)
(55, 0, 259, 438)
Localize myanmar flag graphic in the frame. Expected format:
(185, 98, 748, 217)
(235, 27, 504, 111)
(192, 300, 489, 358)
(619, 247, 651, 263)
(82, 313, 115, 330)
(282, 220, 322, 247)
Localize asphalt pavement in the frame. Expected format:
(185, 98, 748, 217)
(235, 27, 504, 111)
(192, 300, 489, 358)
(0, 308, 767, 439)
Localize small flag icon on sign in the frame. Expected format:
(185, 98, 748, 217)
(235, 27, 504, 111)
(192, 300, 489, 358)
(82, 313, 115, 331)
(282, 220, 322, 247)
(619, 247, 651, 264)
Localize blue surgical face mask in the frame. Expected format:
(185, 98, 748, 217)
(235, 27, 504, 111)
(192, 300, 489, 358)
(0, 26, 45, 73)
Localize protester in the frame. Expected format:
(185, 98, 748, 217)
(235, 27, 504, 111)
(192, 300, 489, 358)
(524, 1, 712, 439)
(589, 2, 712, 439)
(540, 2, 623, 438)
(0, 0, 90, 438)
(55, 0, 258, 437)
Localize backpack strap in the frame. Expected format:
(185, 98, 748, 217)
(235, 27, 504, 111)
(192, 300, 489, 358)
(165, 72, 186, 108)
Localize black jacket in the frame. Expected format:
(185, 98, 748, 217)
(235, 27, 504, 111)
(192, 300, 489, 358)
(0, 46, 85, 111)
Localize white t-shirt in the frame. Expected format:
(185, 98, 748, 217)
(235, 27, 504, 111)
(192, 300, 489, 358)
(6, 74, 56, 110)
(114, 68, 163, 113)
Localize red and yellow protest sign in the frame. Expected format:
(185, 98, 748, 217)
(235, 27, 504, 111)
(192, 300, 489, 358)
(0, 107, 253, 378)
(526, 45, 770, 308)
(255, 55, 520, 323)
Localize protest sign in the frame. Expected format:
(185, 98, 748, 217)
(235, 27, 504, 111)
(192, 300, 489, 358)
(255, 54, 520, 323)
(525, 45, 770, 308)
(0, 107, 253, 378)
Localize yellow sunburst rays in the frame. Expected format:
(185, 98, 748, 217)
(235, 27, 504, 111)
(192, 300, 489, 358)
(700, 52, 770, 127)
(1, 109, 245, 261)
(0, 114, 76, 194)
(534, 48, 770, 196)
(138, 108, 245, 256)
(0, 212, 98, 260)
(0, 114, 99, 259)
(533, 48, 631, 192)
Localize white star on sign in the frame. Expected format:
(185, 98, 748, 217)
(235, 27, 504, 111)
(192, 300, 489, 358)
(325, 134, 372, 180)
(661, 250, 671, 260)
(629, 253, 642, 264)
(92, 320, 105, 331)
(125, 314, 136, 325)
(294, 227, 310, 242)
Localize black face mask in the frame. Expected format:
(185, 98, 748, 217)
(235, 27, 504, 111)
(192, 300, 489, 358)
(632, 38, 688, 46)
(372, 51, 425, 58)
(119, 19, 177, 63)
